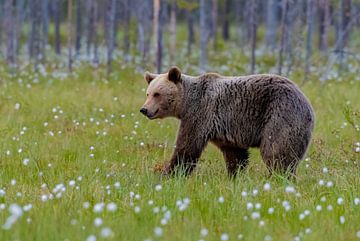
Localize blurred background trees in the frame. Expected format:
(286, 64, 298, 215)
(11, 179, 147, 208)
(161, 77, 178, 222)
(0, 0, 359, 80)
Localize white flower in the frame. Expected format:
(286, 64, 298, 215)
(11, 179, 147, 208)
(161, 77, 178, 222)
(107, 203, 117, 212)
(94, 217, 103, 227)
(241, 191, 247, 197)
(251, 212, 260, 219)
(268, 207, 274, 214)
(263, 183, 271, 191)
(218, 196, 225, 203)
(114, 182, 121, 189)
(93, 203, 105, 213)
(83, 202, 90, 209)
(246, 202, 253, 210)
(100, 227, 113, 238)
(327, 205, 333, 211)
(322, 167, 328, 173)
(154, 227, 163, 236)
(69, 180, 76, 186)
(134, 206, 141, 213)
(221, 233, 229, 241)
(316, 205, 322, 211)
(15, 103, 21, 110)
(356, 230, 360, 238)
(285, 186, 295, 193)
(86, 235, 97, 241)
(326, 181, 334, 188)
(255, 203, 261, 209)
(23, 158, 30, 166)
(318, 179, 325, 186)
(354, 198, 360, 205)
(0, 189, 5, 197)
(340, 216, 345, 224)
(200, 228, 208, 237)
(337, 197, 344, 205)
(155, 184, 162, 191)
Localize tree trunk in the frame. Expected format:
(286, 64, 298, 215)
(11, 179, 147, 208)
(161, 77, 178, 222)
(277, 0, 288, 75)
(265, 0, 278, 50)
(186, 9, 195, 56)
(341, 0, 352, 49)
(169, 0, 177, 63)
(135, 0, 152, 64)
(222, 0, 230, 41)
(200, 0, 212, 71)
(54, 0, 62, 55)
(123, 0, 131, 59)
(249, 0, 257, 74)
(212, 0, 218, 48)
(318, 0, 330, 52)
(5, 0, 16, 66)
(68, 0, 73, 72)
(75, 0, 83, 57)
(304, 0, 315, 80)
(106, 0, 116, 74)
(42, 0, 49, 49)
(153, 0, 164, 73)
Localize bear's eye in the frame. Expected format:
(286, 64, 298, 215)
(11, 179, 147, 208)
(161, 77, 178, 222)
(153, 93, 160, 97)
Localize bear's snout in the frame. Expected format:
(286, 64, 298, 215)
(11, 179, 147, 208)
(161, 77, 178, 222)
(140, 107, 148, 115)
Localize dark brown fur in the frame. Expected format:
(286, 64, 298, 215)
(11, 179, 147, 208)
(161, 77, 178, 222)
(141, 67, 315, 177)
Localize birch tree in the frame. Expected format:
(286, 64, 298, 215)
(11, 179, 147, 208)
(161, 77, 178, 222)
(200, 0, 212, 71)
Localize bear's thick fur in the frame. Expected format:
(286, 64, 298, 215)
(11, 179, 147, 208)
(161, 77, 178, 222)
(140, 67, 314, 177)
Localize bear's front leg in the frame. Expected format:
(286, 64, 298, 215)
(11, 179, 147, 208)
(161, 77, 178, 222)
(162, 122, 208, 176)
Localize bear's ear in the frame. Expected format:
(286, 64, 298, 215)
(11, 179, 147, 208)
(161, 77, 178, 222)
(168, 66, 182, 83)
(144, 71, 158, 84)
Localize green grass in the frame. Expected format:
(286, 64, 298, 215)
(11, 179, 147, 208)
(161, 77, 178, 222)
(0, 51, 360, 241)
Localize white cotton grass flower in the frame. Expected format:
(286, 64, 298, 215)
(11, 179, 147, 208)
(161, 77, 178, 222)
(15, 103, 21, 110)
(2, 204, 23, 230)
(220, 233, 229, 241)
(263, 183, 271, 191)
(100, 227, 113, 238)
(285, 186, 295, 193)
(340, 216, 345, 224)
(200, 228, 208, 237)
(86, 235, 97, 241)
(23, 158, 30, 166)
(155, 184, 162, 191)
(0, 189, 5, 197)
(268, 207, 274, 214)
(106, 203, 117, 212)
(134, 206, 141, 213)
(354, 198, 360, 205)
(337, 197, 344, 205)
(154, 227, 163, 237)
(94, 217, 103, 227)
(356, 230, 360, 238)
(93, 203, 105, 213)
(218, 196, 225, 203)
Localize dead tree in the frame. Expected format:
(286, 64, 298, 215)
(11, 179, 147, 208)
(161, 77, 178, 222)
(212, 0, 218, 48)
(200, 0, 212, 71)
(277, 0, 288, 75)
(68, 0, 73, 72)
(75, 0, 83, 57)
(222, 0, 231, 41)
(54, 0, 62, 55)
(106, 0, 116, 74)
(265, 0, 279, 50)
(135, 0, 152, 65)
(318, 0, 330, 52)
(249, 0, 257, 74)
(169, 0, 177, 63)
(304, 0, 315, 80)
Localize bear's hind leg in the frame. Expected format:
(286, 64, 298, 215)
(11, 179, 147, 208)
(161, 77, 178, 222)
(220, 146, 249, 177)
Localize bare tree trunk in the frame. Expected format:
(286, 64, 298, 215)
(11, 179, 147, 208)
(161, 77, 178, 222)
(285, 0, 298, 75)
(249, 0, 257, 74)
(200, 0, 212, 71)
(75, 0, 83, 57)
(106, 0, 116, 74)
(42, 0, 49, 49)
(304, 0, 315, 80)
(318, 0, 330, 52)
(153, 0, 164, 73)
(186, 9, 195, 56)
(123, 0, 131, 59)
(67, 0, 73, 72)
(54, 0, 62, 55)
(169, 0, 177, 63)
(212, 0, 218, 48)
(222, 0, 231, 41)
(93, 0, 99, 65)
(341, 0, 352, 48)
(5, 0, 16, 67)
(135, 0, 152, 65)
(265, 0, 278, 50)
(277, 0, 288, 75)
(29, 0, 43, 70)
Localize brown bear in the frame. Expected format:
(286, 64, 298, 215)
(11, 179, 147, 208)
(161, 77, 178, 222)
(140, 66, 314, 177)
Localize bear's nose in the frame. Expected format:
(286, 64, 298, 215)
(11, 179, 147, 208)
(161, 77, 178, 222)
(140, 107, 148, 115)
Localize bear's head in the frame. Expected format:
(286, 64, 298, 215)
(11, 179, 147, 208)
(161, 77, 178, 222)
(140, 66, 183, 119)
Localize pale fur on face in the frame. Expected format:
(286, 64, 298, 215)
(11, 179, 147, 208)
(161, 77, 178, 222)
(141, 72, 183, 119)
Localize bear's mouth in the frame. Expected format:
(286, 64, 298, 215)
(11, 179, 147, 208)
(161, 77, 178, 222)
(148, 109, 159, 119)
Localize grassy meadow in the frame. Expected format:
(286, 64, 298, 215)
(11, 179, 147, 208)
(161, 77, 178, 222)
(0, 36, 360, 241)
